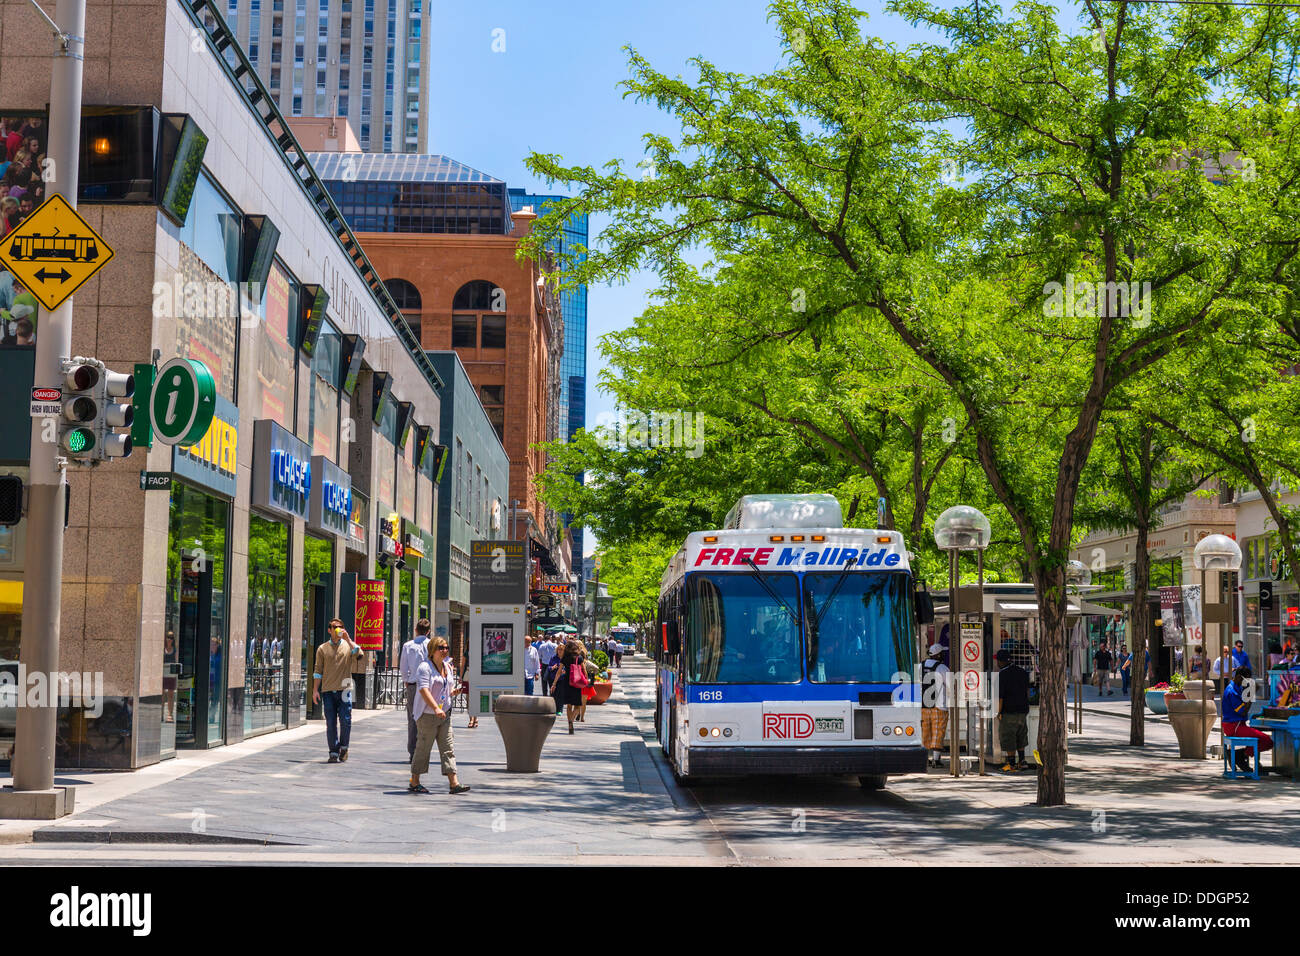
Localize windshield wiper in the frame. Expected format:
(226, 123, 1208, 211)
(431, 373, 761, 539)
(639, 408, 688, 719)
(811, 557, 859, 634)
(741, 558, 801, 627)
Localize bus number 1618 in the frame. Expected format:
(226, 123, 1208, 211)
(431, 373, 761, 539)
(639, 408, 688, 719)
(698, 690, 723, 701)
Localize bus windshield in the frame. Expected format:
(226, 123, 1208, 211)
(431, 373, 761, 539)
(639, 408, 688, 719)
(686, 572, 802, 683)
(803, 572, 914, 683)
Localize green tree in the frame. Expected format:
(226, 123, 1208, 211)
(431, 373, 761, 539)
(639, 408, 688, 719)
(525, 0, 1300, 804)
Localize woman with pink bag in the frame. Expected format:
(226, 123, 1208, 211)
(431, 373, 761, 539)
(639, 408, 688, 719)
(552, 639, 589, 734)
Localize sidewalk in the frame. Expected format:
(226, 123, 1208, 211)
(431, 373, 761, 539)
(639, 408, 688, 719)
(5, 673, 722, 864)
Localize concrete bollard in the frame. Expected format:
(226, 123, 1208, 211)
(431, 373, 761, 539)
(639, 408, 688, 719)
(493, 694, 558, 772)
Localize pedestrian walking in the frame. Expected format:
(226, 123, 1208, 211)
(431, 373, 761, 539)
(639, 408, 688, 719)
(546, 648, 565, 715)
(313, 619, 363, 763)
(1093, 643, 1114, 696)
(1232, 640, 1252, 671)
(1212, 645, 1233, 695)
(921, 643, 950, 767)
(577, 647, 599, 722)
(400, 619, 431, 759)
(552, 639, 588, 734)
(458, 654, 478, 728)
(1222, 666, 1270, 774)
(535, 632, 556, 691)
(996, 648, 1031, 772)
(409, 637, 470, 794)
(524, 634, 540, 695)
(1119, 643, 1132, 696)
(609, 636, 622, 668)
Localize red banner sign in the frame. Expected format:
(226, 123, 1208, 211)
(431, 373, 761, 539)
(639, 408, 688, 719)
(355, 579, 386, 650)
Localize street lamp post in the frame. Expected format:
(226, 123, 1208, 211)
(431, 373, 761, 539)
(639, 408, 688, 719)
(1193, 534, 1243, 764)
(934, 505, 992, 777)
(1066, 560, 1092, 736)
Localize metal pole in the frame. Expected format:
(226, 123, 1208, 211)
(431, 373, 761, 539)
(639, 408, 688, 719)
(1201, 568, 1210, 762)
(949, 548, 960, 777)
(13, 0, 85, 794)
(977, 547, 986, 776)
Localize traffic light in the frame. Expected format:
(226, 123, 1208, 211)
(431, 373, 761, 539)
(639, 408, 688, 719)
(60, 360, 99, 458)
(58, 358, 135, 461)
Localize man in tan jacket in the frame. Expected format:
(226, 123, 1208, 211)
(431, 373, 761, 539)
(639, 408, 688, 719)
(313, 619, 363, 763)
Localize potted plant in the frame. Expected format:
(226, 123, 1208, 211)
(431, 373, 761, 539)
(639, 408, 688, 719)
(1145, 682, 1172, 715)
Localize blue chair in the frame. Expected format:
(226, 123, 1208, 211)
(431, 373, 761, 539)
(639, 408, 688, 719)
(1223, 736, 1261, 780)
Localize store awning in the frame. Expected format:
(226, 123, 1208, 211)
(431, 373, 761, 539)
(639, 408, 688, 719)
(0, 579, 21, 615)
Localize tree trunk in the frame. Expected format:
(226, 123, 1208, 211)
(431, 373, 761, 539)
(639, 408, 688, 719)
(1130, 519, 1150, 745)
(1032, 561, 1069, 806)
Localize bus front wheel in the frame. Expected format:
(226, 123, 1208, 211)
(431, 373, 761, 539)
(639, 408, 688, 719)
(858, 774, 888, 791)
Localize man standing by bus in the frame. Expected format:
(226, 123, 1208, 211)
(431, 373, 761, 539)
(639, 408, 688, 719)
(921, 644, 950, 768)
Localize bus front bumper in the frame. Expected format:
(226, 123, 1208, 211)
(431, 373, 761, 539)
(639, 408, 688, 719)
(686, 745, 927, 777)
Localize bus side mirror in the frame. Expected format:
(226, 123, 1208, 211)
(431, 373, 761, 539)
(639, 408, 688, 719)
(915, 589, 935, 625)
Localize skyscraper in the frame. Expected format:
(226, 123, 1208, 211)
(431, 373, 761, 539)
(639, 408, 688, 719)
(225, 0, 428, 152)
(508, 189, 588, 584)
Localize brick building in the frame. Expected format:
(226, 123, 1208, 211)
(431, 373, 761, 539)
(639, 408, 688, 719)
(310, 153, 564, 569)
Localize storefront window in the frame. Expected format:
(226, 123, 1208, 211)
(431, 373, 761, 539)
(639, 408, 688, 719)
(0, 466, 28, 762)
(301, 534, 335, 714)
(398, 433, 415, 521)
(174, 173, 241, 401)
(309, 320, 341, 460)
(246, 514, 290, 735)
(419, 574, 431, 622)
(163, 483, 230, 754)
(241, 260, 298, 428)
(399, 567, 414, 648)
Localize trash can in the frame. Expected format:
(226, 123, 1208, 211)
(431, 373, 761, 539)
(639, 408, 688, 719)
(493, 694, 558, 772)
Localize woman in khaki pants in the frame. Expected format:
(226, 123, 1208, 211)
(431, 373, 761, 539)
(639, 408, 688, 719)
(409, 637, 471, 795)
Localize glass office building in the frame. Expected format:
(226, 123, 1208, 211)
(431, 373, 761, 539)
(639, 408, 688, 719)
(508, 189, 588, 582)
(311, 152, 513, 234)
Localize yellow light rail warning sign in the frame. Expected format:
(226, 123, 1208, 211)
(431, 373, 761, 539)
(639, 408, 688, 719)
(0, 195, 115, 311)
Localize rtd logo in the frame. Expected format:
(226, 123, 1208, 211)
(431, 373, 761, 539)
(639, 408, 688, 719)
(763, 713, 814, 739)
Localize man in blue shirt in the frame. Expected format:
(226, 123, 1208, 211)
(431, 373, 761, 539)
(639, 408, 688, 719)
(1223, 666, 1272, 773)
(1232, 641, 1251, 671)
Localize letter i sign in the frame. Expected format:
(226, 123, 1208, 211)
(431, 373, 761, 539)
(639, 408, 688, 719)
(150, 358, 217, 446)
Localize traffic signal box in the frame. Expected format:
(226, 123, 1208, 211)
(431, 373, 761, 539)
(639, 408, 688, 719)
(59, 358, 135, 462)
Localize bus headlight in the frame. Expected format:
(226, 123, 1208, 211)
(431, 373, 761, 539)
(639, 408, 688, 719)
(711, 727, 720, 737)
(882, 725, 892, 736)
(699, 727, 708, 738)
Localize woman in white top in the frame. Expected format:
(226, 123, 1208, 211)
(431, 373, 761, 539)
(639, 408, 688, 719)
(409, 637, 471, 794)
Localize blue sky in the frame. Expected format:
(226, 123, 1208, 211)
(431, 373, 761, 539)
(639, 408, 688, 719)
(425, 1, 1085, 555)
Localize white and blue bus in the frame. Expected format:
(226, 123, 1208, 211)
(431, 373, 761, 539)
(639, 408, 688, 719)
(655, 494, 926, 789)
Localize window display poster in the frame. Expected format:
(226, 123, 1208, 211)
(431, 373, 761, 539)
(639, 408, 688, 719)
(482, 623, 512, 675)
(355, 579, 386, 651)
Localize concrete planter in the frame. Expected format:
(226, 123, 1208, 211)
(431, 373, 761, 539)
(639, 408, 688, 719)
(1145, 690, 1169, 715)
(493, 694, 557, 772)
(1166, 697, 1217, 759)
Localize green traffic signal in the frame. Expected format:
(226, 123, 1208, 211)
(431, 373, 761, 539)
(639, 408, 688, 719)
(62, 427, 95, 455)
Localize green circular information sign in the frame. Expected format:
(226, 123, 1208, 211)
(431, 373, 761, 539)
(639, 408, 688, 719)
(150, 358, 216, 446)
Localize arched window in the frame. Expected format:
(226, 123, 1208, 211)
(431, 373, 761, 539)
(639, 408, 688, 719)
(451, 279, 507, 350)
(385, 278, 422, 342)
(453, 279, 504, 312)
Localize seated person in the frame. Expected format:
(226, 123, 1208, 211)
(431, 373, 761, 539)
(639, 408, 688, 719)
(1222, 666, 1271, 773)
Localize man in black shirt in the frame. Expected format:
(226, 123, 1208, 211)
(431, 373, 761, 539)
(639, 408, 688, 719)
(1093, 643, 1114, 696)
(996, 648, 1031, 772)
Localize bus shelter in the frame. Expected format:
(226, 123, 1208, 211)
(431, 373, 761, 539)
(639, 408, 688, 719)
(928, 583, 1116, 758)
